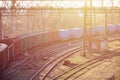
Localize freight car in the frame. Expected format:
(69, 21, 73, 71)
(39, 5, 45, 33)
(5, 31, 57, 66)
(107, 25, 117, 33)
(0, 43, 8, 72)
(59, 29, 72, 40)
(116, 25, 120, 33)
(72, 28, 83, 38)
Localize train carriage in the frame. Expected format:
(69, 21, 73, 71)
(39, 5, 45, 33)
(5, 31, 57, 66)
(48, 30, 59, 42)
(11, 37, 21, 57)
(0, 38, 14, 61)
(47, 31, 53, 42)
(92, 27, 98, 34)
(96, 27, 105, 34)
(35, 32, 42, 46)
(0, 43, 8, 72)
(42, 31, 49, 43)
(29, 32, 38, 47)
(59, 29, 72, 40)
(107, 25, 117, 33)
(38, 32, 44, 45)
(72, 28, 83, 38)
(18, 33, 30, 52)
(116, 25, 120, 33)
(34, 32, 43, 46)
(52, 30, 60, 41)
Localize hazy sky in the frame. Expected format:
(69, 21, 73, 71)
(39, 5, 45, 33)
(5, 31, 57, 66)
(0, 0, 120, 8)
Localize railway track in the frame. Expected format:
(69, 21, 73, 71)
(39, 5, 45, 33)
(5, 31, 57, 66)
(1, 39, 83, 80)
(29, 47, 83, 80)
(2, 34, 119, 80)
(51, 48, 120, 80)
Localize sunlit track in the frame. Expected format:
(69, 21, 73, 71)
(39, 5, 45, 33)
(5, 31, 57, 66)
(41, 48, 83, 80)
(68, 49, 120, 80)
(51, 48, 120, 80)
(1, 39, 83, 80)
(29, 47, 83, 80)
(108, 35, 120, 41)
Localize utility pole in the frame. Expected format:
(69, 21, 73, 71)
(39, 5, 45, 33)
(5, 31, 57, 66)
(111, 0, 114, 24)
(89, 0, 93, 55)
(105, 0, 108, 38)
(83, 0, 87, 56)
(27, 10, 29, 32)
(105, 0, 108, 50)
(0, 12, 2, 39)
(105, 11, 107, 38)
(101, 0, 107, 37)
(58, 10, 61, 29)
(11, 0, 16, 36)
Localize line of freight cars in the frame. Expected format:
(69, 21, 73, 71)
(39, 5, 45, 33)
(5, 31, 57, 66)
(0, 25, 120, 72)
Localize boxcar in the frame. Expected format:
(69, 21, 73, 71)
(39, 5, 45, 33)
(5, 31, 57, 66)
(96, 27, 104, 34)
(92, 27, 98, 34)
(18, 33, 30, 52)
(42, 31, 49, 43)
(59, 29, 72, 40)
(48, 30, 59, 42)
(0, 38, 14, 61)
(108, 25, 117, 33)
(52, 30, 60, 41)
(29, 32, 39, 47)
(116, 25, 120, 33)
(0, 43, 8, 72)
(38, 32, 44, 45)
(47, 31, 53, 42)
(72, 28, 83, 38)
(11, 37, 21, 57)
